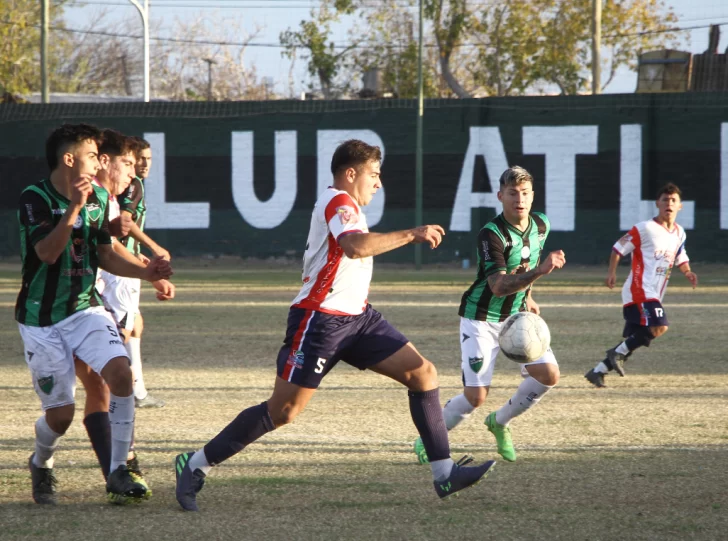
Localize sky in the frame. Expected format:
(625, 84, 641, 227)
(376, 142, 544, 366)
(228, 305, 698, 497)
(60, 0, 728, 98)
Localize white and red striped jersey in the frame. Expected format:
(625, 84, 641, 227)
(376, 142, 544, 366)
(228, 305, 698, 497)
(291, 188, 372, 315)
(613, 219, 689, 306)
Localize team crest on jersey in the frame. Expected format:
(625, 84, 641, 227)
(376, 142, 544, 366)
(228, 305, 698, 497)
(521, 246, 531, 259)
(37, 375, 54, 395)
(71, 238, 88, 263)
(73, 215, 83, 229)
(336, 205, 357, 225)
(468, 357, 484, 373)
(85, 202, 102, 221)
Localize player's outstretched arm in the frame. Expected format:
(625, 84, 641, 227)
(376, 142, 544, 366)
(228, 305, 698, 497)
(605, 251, 621, 289)
(98, 244, 173, 282)
(338, 225, 445, 259)
(488, 250, 565, 297)
(679, 262, 698, 289)
(126, 218, 171, 260)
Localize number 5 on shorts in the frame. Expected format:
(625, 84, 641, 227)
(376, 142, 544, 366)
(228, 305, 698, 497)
(315, 358, 327, 374)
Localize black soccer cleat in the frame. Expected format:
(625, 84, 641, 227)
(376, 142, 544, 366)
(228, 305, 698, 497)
(106, 465, 149, 505)
(584, 368, 607, 388)
(29, 454, 58, 505)
(175, 452, 206, 512)
(127, 453, 152, 500)
(606, 347, 627, 377)
(433, 457, 496, 500)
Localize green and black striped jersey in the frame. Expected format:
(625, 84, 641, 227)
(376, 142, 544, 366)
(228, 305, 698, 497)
(459, 212, 550, 323)
(16, 179, 112, 327)
(119, 176, 146, 256)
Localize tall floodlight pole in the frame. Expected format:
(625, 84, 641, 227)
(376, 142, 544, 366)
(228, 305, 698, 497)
(414, 0, 424, 269)
(592, 0, 602, 94)
(203, 58, 216, 100)
(129, 0, 150, 102)
(41, 0, 49, 103)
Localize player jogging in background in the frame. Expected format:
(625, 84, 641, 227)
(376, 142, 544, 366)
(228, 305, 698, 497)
(118, 136, 170, 408)
(174, 139, 496, 512)
(16, 123, 172, 505)
(414, 166, 565, 464)
(585, 183, 698, 388)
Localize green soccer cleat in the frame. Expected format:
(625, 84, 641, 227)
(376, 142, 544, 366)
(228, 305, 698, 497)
(485, 412, 517, 462)
(413, 437, 430, 465)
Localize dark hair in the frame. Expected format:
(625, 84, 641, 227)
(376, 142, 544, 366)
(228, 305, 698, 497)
(45, 123, 102, 171)
(129, 136, 151, 159)
(656, 183, 682, 199)
(330, 139, 382, 176)
(98, 128, 137, 158)
(499, 166, 533, 187)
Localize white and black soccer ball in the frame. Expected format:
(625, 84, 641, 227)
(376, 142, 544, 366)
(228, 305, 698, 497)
(498, 312, 551, 363)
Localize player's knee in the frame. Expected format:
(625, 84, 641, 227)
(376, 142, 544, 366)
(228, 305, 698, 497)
(269, 403, 301, 427)
(528, 364, 560, 387)
(45, 406, 75, 435)
(100, 356, 133, 396)
(538, 370, 560, 387)
(650, 325, 668, 338)
(408, 359, 439, 391)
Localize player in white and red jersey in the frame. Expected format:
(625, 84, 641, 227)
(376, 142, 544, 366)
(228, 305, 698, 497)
(174, 139, 496, 512)
(585, 183, 698, 388)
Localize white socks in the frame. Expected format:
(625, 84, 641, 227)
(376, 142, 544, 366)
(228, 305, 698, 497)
(594, 361, 610, 374)
(616, 342, 630, 355)
(189, 449, 213, 475)
(126, 337, 147, 400)
(430, 458, 455, 482)
(34, 416, 61, 469)
(109, 393, 135, 472)
(442, 394, 475, 431)
(495, 377, 553, 426)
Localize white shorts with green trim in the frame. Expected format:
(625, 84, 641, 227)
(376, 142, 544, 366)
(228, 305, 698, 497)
(460, 317, 558, 387)
(18, 306, 129, 411)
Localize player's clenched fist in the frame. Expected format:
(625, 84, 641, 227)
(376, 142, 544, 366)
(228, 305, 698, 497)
(538, 250, 566, 275)
(70, 175, 94, 206)
(143, 255, 174, 282)
(109, 213, 133, 238)
(411, 225, 446, 249)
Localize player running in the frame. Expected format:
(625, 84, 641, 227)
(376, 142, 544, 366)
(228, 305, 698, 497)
(585, 183, 698, 388)
(16, 124, 172, 505)
(413, 166, 565, 464)
(174, 139, 495, 511)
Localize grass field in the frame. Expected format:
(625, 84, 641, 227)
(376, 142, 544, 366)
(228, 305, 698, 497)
(0, 262, 726, 540)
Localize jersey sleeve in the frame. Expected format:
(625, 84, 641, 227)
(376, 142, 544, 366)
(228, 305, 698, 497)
(532, 212, 550, 250)
(613, 226, 638, 257)
(478, 227, 507, 278)
(120, 179, 143, 220)
(324, 193, 365, 241)
(18, 190, 54, 246)
(675, 231, 689, 266)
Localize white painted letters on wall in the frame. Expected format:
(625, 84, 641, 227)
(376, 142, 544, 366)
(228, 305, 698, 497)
(231, 131, 297, 229)
(449, 127, 507, 232)
(144, 132, 210, 229)
(620, 125, 694, 230)
(317, 130, 385, 227)
(522, 126, 598, 232)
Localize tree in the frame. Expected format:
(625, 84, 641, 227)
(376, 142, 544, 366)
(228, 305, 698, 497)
(280, 1, 359, 98)
(471, 0, 679, 96)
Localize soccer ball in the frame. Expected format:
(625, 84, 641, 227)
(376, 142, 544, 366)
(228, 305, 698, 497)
(498, 312, 551, 363)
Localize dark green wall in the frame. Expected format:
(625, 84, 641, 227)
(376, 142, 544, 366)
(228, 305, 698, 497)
(1, 94, 726, 263)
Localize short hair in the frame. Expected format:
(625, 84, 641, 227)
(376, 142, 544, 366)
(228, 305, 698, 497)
(330, 139, 382, 176)
(45, 123, 102, 171)
(656, 183, 682, 199)
(499, 166, 533, 187)
(98, 128, 137, 158)
(129, 136, 151, 159)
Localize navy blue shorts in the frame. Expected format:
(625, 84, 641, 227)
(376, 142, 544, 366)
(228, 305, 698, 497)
(622, 301, 669, 337)
(276, 304, 409, 389)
